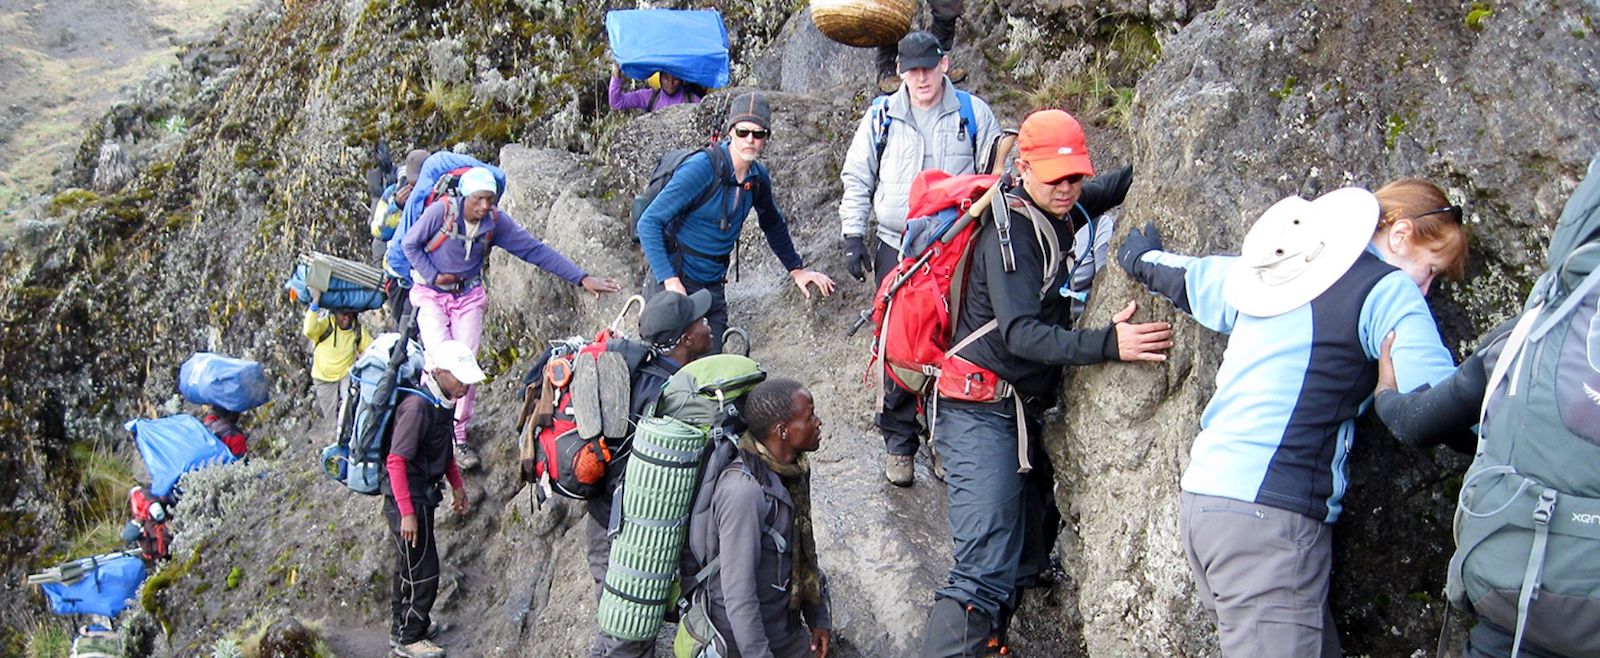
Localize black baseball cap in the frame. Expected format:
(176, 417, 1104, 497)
(639, 290, 713, 347)
(897, 31, 946, 73)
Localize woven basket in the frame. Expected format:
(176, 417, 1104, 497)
(811, 0, 916, 48)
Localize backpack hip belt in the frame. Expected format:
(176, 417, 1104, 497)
(424, 275, 483, 295)
(929, 318, 1032, 473)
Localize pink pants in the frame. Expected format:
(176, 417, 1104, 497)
(409, 284, 488, 444)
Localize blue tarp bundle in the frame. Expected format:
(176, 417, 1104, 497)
(179, 353, 270, 412)
(128, 415, 237, 497)
(41, 553, 146, 617)
(606, 9, 730, 89)
(284, 262, 387, 311)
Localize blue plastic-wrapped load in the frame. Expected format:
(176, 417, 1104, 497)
(179, 352, 270, 412)
(40, 553, 147, 617)
(606, 9, 730, 89)
(128, 415, 237, 497)
(284, 254, 387, 312)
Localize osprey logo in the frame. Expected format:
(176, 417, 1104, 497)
(1574, 512, 1600, 525)
(1058, 147, 1076, 155)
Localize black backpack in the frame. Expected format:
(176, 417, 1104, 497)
(629, 145, 735, 244)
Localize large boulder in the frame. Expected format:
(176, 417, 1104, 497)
(1053, 1, 1600, 656)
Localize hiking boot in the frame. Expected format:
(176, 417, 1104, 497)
(930, 443, 947, 481)
(571, 353, 603, 439)
(596, 351, 631, 440)
(454, 442, 481, 471)
(885, 453, 914, 487)
(920, 598, 993, 658)
(948, 66, 968, 84)
(393, 638, 445, 658)
(391, 622, 440, 648)
(878, 74, 902, 95)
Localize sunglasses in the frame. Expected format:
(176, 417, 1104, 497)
(1037, 172, 1086, 187)
(733, 128, 770, 140)
(1414, 205, 1463, 224)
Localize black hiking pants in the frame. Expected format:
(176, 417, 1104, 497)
(874, 238, 925, 456)
(384, 495, 441, 643)
(876, 0, 964, 76)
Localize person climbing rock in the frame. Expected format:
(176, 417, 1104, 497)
(587, 290, 715, 658)
(920, 110, 1170, 657)
(1118, 178, 1470, 657)
(303, 292, 373, 423)
(840, 29, 1001, 487)
(876, 1, 966, 94)
(383, 340, 480, 658)
(636, 91, 836, 353)
(401, 166, 621, 470)
(608, 62, 701, 112)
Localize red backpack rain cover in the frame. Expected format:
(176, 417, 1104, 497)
(869, 171, 999, 395)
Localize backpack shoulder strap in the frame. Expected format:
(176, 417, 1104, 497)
(955, 90, 977, 155)
(647, 88, 661, 112)
(871, 97, 893, 159)
(997, 192, 1063, 291)
(667, 147, 728, 239)
(424, 198, 460, 253)
(1481, 304, 1543, 429)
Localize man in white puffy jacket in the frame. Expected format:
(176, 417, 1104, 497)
(838, 30, 1001, 487)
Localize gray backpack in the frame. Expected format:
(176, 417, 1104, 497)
(1449, 154, 1600, 657)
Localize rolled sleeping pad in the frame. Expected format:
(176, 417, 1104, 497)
(597, 416, 708, 641)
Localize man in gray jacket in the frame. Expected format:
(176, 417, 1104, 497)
(702, 378, 832, 658)
(839, 30, 1001, 487)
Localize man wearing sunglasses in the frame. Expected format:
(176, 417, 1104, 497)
(840, 30, 1002, 488)
(920, 109, 1171, 657)
(637, 91, 836, 352)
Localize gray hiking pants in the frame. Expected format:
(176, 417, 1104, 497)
(1180, 491, 1340, 658)
(313, 377, 346, 422)
(929, 399, 1056, 628)
(586, 511, 655, 658)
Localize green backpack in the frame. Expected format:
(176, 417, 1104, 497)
(596, 354, 768, 648)
(1449, 154, 1600, 657)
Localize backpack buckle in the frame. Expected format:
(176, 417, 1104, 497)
(1533, 489, 1557, 525)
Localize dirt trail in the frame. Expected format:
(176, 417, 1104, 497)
(0, 0, 251, 223)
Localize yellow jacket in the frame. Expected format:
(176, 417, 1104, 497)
(303, 309, 373, 382)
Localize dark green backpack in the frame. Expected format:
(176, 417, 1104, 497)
(1448, 154, 1600, 657)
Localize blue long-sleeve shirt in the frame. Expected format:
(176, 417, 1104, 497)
(385, 152, 505, 278)
(635, 143, 805, 285)
(1128, 244, 1457, 523)
(401, 198, 586, 288)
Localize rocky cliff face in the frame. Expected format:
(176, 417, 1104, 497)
(3, 0, 1597, 655)
(1057, 2, 1600, 656)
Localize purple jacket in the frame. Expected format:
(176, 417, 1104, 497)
(608, 75, 699, 112)
(402, 199, 587, 288)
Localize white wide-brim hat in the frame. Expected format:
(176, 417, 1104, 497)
(1223, 187, 1380, 318)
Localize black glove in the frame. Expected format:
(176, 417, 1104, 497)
(844, 236, 869, 282)
(1117, 223, 1165, 275)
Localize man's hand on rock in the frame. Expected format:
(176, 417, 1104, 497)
(1112, 300, 1172, 362)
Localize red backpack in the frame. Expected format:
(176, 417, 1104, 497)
(867, 170, 1061, 402)
(868, 172, 1000, 396)
(517, 322, 653, 503)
